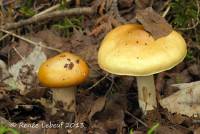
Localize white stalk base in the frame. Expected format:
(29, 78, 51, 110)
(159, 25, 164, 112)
(136, 75, 157, 113)
(52, 87, 76, 112)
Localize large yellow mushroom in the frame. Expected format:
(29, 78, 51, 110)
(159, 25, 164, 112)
(38, 52, 89, 112)
(98, 24, 187, 113)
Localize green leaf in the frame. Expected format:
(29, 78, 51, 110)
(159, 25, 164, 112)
(0, 125, 20, 134)
(129, 128, 134, 134)
(147, 123, 159, 134)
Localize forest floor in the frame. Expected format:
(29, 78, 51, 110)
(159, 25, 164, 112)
(0, 0, 200, 134)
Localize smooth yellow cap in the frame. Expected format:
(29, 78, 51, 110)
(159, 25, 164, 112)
(98, 24, 187, 76)
(38, 52, 89, 88)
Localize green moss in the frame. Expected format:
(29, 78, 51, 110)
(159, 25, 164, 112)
(59, 0, 70, 10)
(52, 16, 84, 37)
(18, 0, 35, 17)
(170, 0, 198, 28)
(185, 50, 194, 61)
(19, 7, 35, 17)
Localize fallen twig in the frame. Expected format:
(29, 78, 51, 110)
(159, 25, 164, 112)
(33, 4, 60, 17)
(1, 7, 94, 30)
(109, 0, 127, 24)
(87, 73, 109, 90)
(0, 29, 62, 52)
(12, 46, 25, 60)
(162, 6, 170, 18)
(125, 110, 148, 127)
(0, 34, 9, 42)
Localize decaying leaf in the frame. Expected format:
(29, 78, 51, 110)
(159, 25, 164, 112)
(164, 112, 187, 125)
(89, 77, 132, 133)
(0, 59, 9, 80)
(4, 46, 46, 93)
(135, 0, 152, 9)
(155, 125, 184, 134)
(90, 93, 126, 133)
(9, 46, 46, 80)
(88, 96, 106, 120)
(194, 127, 200, 134)
(76, 95, 94, 121)
(118, 0, 133, 9)
(136, 7, 172, 39)
(188, 64, 200, 76)
(160, 81, 200, 117)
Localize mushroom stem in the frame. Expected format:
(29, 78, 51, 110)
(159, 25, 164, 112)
(52, 87, 76, 112)
(136, 75, 157, 113)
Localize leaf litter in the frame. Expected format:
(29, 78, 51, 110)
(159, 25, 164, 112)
(160, 81, 200, 117)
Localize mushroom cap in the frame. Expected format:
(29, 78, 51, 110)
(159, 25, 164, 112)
(38, 52, 89, 88)
(98, 24, 187, 76)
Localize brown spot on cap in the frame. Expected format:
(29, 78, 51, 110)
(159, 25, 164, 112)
(64, 64, 68, 68)
(68, 62, 74, 70)
(64, 62, 74, 70)
(76, 59, 80, 64)
(38, 52, 89, 88)
(59, 55, 66, 57)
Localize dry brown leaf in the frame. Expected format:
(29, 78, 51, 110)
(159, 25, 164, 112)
(33, 30, 67, 57)
(34, 30, 98, 70)
(21, 124, 44, 134)
(118, 0, 133, 8)
(25, 88, 47, 99)
(45, 128, 58, 134)
(89, 15, 113, 37)
(89, 23, 107, 36)
(135, 0, 152, 9)
(133, 131, 144, 134)
(90, 94, 126, 133)
(155, 125, 183, 134)
(136, 7, 172, 39)
(69, 30, 99, 77)
(89, 77, 132, 133)
(72, 95, 94, 134)
(188, 64, 200, 76)
(194, 127, 200, 134)
(99, 0, 106, 15)
(88, 96, 106, 120)
(165, 113, 187, 125)
(160, 81, 200, 117)
(76, 95, 94, 121)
